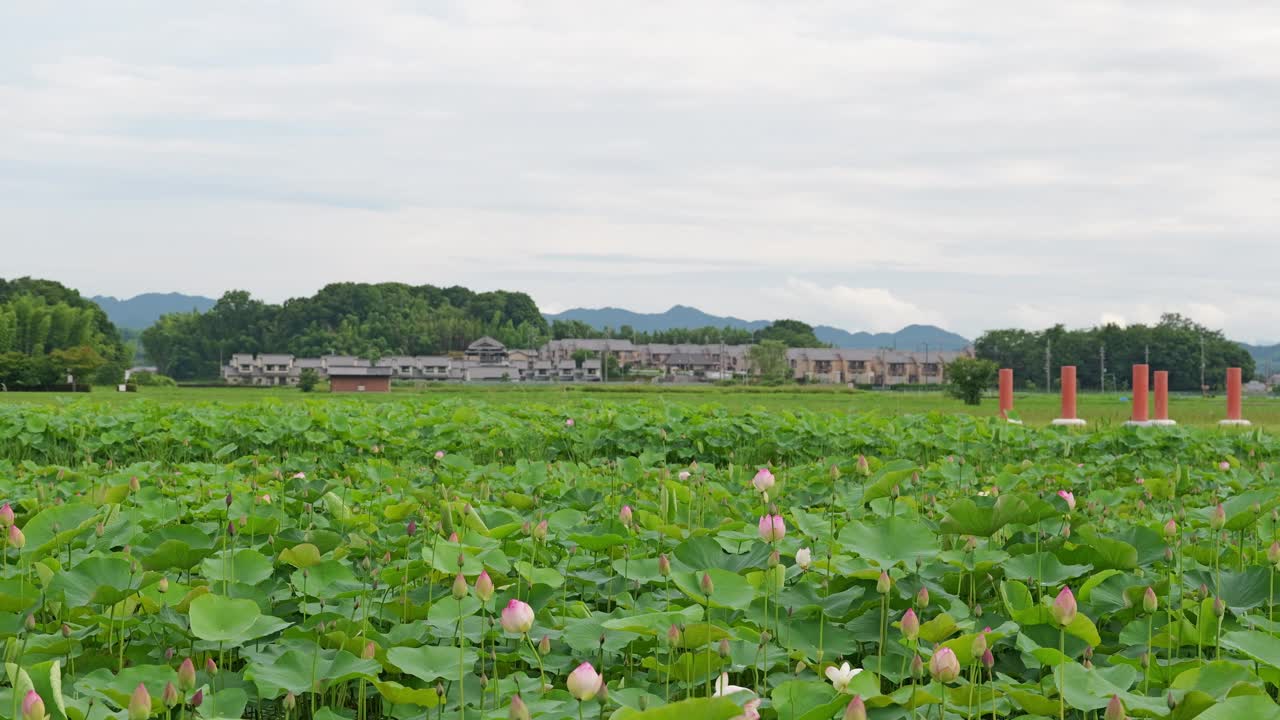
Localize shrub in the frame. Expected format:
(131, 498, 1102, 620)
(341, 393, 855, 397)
(946, 357, 998, 405)
(131, 371, 177, 387)
(299, 368, 320, 392)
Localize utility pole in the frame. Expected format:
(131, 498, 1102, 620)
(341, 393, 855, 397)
(1144, 344, 1150, 365)
(1200, 334, 1206, 396)
(1044, 338, 1051, 393)
(1099, 343, 1106, 393)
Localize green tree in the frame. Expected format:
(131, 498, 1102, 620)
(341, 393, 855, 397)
(298, 368, 320, 392)
(748, 339, 790, 384)
(754, 319, 823, 347)
(947, 357, 998, 405)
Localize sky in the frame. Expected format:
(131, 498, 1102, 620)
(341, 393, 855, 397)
(3, 1, 1279, 342)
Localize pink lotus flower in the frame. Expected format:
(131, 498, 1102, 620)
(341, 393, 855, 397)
(1057, 490, 1076, 511)
(565, 418, 575, 428)
(929, 647, 960, 682)
(758, 515, 785, 542)
(678, 470, 691, 481)
(434, 450, 445, 460)
(292, 472, 306, 479)
(732, 698, 762, 720)
(619, 505, 633, 526)
(501, 599, 535, 634)
(752, 468, 775, 493)
(1051, 586, 1077, 627)
(260, 494, 271, 504)
(1219, 461, 1231, 471)
(566, 662, 603, 700)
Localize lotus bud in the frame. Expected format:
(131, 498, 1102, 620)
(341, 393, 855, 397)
(901, 609, 920, 641)
(1143, 587, 1158, 614)
(1058, 490, 1077, 509)
(475, 571, 495, 602)
(0, 503, 12, 527)
(1140, 651, 1150, 669)
(1214, 596, 1225, 617)
(929, 647, 960, 683)
(1268, 542, 1280, 566)
(1050, 586, 1077, 627)
(768, 549, 780, 568)
(127, 683, 151, 720)
(910, 654, 924, 679)
(658, 554, 671, 577)
(450, 572, 467, 600)
(877, 571, 891, 594)
(205, 657, 218, 675)
(916, 586, 929, 608)
(533, 520, 548, 541)
(509, 695, 531, 720)
(190, 689, 203, 709)
(501, 599, 535, 634)
(856, 455, 870, 476)
(1164, 547, 1173, 562)
(752, 468, 776, 493)
(1199, 583, 1209, 601)
(25, 614, 35, 631)
(974, 603, 984, 618)
(177, 658, 196, 690)
(619, 505, 633, 526)
(161, 682, 179, 708)
(981, 648, 994, 670)
(62, 624, 72, 639)
(718, 637, 731, 657)
(566, 662, 603, 700)
(795, 547, 812, 571)
(521, 521, 531, 536)
(971, 631, 987, 657)
(1104, 694, 1125, 720)
(842, 695, 867, 720)
(21, 691, 45, 720)
(95, 522, 105, 537)
(666, 624, 682, 647)
(700, 572, 714, 595)
(1167, 691, 1177, 710)
(157, 577, 169, 593)
(226, 520, 235, 536)
(449, 532, 460, 544)
(282, 691, 297, 712)
(539, 635, 551, 656)
(1210, 503, 1226, 530)
(8, 524, 25, 549)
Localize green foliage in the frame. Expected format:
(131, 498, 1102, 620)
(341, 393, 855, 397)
(131, 371, 177, 387)
(976, 314, 1254, 391)
(298, 367, 320, 392)
(946, 356, 998, 405)
(752, 318, 824, 347)
(747, 339, 789, 383)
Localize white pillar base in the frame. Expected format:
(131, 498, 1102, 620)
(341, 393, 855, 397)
(1149, 419, 1177, 426)
(1124, 420, 1154, 427)
(1004, 418, 1023, 425)
(1051, 418, 1087, 426)
(1219, 419, 1253, 427)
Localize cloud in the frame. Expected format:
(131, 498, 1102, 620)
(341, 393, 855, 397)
(764, 278, 944, 333)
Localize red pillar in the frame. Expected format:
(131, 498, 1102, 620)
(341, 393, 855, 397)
(1131, 364, 1150, 423)
(1060, 366, 1078, 420)
(999, 368, 1014, 419)
(1154, 370, 1170, 421)
(1226, 367, 1243, 421)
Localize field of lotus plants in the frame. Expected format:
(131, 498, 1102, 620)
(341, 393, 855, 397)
(3, 398, 1280, 720)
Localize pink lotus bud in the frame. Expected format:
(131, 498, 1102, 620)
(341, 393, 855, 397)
(448, 532, 460, 543)
(856, 455, 870, 476)
(910, 654, 924, 679)
(161, 682, 180, 708)
(533, 520, 548, 541)
(205, 657, 218, 675)
(226, 520, 235, 537)
(929, 647, 960, 683)
(700, 572, 715, 595)
(261, 494, 271, 504)
(877, 571, 891, 594)
(283, 692, 297, 711)
(1164, 518, 1177, 539)
(971, 631, 987, 656)
(474, 571, 494, 602)
(292, 471, 306, 479)
(916, 586, 929, 607)
(1219, 461, 1231, 471)
(501, 599, 535, 634)
(1104, 694, 1125, 720)
(21, 690, 45, 720)
(362, 641, 376, 659)
(842, 695, 866, 720)
(1057, 490, 1076, 512)
(509, 695, 530, 720)
(177, 658, 196, 690)
(435, 450, 445, 460)
(8, 524, 25, 549)
(539, 635, 551, 655)
(565, 418, 575, 428)
(406, 519, 418, 536)
(1214, 596, 1225, 617)
(658, 554, 671, 577)
(127, 683, 151, 720)
(0, 503, 14, 527)
(1051, 586, 1078, 627)
(190, 689, 203, 709)
(619, 505, 633, 526)
(666, 624, 682, 647)
(451, 573, 468, 600)
(901, 609, 919, 641)
(1210, 504, 1226, 530)
(718, 637, 731, 657)
(1143, 587, 1158, 613)
(758, 514, 785, 542)
(566, 662, 603, 700)
(752, 468, 775, 493)
(981, 648, 994, 669)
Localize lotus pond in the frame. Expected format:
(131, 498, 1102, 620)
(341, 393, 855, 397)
(2, 399, 1280, 720)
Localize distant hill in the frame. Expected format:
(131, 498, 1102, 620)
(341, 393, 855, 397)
(1240, 342, 1280, 375)
(545, 304, 971, 350)
(91, 292, 217, 330)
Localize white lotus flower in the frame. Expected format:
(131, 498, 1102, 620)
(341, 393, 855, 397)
(712, 673, 752, 697)
(824, 662, 862, 693)
(795, 547, 812, 571)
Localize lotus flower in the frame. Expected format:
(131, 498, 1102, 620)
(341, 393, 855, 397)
(824, 661, 862, 693)
(1057, 490, 1076, 512)
(566, 662, 603, 700)
(795, 547, 811, 570)
(21, 690, 46, 720)
(1219, 461, 1230, 471)
(929, 647, 960, 682)
(127, 683, 151, 720)
(1051, 586, 1077, 627)
(501, 599, 535, 634)
(731, 698, 762, 720)
(678, 470, 691, 481)
(565, 418, 575, 428)
(619, 505, 633, 526)
(712, 672, 751, 697)
(292, 471, 306, 479)
(842, 696, 866, 720)
(752, 468, 775, 493)
(434, 450, 445, 460)
(901, 609, 920, 641)
(474, 570, 494, 602)
(758, 514, 785, 542)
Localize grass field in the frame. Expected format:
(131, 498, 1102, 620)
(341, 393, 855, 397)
(1, 382, 1275, 428)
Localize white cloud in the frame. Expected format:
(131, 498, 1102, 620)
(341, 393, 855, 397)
(764, 278, 944, 333)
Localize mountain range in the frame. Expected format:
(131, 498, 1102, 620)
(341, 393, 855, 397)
(545, 305, 973, 350)
(90, 293, 216, 330)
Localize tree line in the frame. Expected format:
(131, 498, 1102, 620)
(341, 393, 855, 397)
(974, 314, 1255, 392)
(142, 283, 549, 379)
(0, 278, 129, 388)
(549, 317, 826, 348)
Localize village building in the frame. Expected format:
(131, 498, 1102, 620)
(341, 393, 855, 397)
(328, 366, 393, 393)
